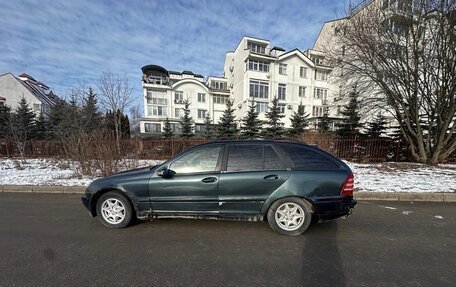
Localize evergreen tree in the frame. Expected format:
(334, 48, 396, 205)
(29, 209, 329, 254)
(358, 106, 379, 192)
(65, 94, 82, 135)
(217, 99, 237, 138)
(318, 106, 331, 133)
(366, 113, 388, 137)
(241, 101, 262, 137)
(263, 97, 285, 138)
(0, 104, 12, 139)
(46, 99, 68, 139)
(180, 99, 194, 138)
(121, 113, 131, 138)
(81, 87, 102, 133)
(9, 98, 36, 160)
(203, 113, 214, 138)
(288, 103, 309, 137)
(35, 112, 47, 140)
(337, 89, 362, 136)
(162, 118, 174, 138)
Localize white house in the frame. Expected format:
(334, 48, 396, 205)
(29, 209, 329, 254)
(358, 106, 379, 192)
(0, 72, 58, 115)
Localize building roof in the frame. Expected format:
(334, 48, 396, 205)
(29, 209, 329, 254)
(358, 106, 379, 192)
(271, 46, 286, 51)
(141, 65, 169, 75)
(16, 73, 58, 106)
(0, 96, 5, 101)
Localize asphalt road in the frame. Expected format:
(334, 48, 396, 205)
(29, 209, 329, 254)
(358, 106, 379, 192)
(0, 193, 455, 287)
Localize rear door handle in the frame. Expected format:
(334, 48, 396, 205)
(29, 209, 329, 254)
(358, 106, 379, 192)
(202, 177, 218, 183)
(264, 175, 279, 181)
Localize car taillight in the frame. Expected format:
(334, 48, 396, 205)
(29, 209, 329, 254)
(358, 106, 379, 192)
(340, 172, 354, 196)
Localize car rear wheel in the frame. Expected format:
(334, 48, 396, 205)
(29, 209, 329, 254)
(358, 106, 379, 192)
(267, 197, 312, 236)
(96, 192, 133, 228)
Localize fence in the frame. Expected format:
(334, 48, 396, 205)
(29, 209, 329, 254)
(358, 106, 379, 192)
(1, 135, 455, 163)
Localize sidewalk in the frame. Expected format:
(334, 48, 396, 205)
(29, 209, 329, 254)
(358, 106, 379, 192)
(1, 185, 455, 202)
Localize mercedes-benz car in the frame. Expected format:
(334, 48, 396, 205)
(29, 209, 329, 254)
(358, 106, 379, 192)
(81, 140, 357, 236)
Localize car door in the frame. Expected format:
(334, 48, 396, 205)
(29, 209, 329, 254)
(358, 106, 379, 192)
(148, 144, 223, 214)
(218, 143, 291, 215)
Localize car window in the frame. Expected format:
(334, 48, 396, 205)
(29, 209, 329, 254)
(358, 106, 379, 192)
(264, 146, 284, 170)
(170, 146, 221, 174)
(227, 145, 263, 172)
(279, 144, 339, 170)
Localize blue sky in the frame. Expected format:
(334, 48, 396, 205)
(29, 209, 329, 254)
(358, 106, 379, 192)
(1, 0, 349, 108)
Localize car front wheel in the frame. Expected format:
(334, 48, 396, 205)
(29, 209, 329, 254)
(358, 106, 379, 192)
(267, 197, 312, 236)
(96, 192, 133, 228)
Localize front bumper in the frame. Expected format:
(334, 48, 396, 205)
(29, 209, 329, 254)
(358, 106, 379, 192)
(311, 196, 357, 222)
(81, 193, 95, 217)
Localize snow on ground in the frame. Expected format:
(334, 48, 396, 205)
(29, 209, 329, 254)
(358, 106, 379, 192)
(0, 158, 162, 186)
(0, 158, 455, 192)
(346, 161, 456, 193)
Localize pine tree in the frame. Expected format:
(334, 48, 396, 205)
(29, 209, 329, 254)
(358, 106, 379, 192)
(9, 98, 36, 160)
(162, 118, 174, 138)
(35, 112, 47, 140)
(81, 87, 102, 134)
(121, 113, 130, 138)
(366, 113, 388, 137)
(180, 99, 194, 138)
(241, 101, 262, 138)
(263, 97, 285, 138)
(0, 104, 12, 139)
(288, 103, 309, 137)
(337, 89, 362, 136)
(203, 113, 214, 138)
(47, 99, 68, 139)
(217, 99, 237, 138)
(318, 106, 331, 133)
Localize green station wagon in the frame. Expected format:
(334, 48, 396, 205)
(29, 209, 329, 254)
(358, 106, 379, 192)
(82, 140, 356, 236)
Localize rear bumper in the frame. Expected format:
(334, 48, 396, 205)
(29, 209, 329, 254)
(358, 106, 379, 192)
(311, 196, 357, 222)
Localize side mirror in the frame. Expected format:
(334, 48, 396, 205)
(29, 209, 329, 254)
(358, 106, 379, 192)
(157, 167, 175, 178)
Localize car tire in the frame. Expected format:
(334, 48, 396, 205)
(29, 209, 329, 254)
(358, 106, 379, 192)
(267, 197, 312, 236)
(96, 191, 134, 228)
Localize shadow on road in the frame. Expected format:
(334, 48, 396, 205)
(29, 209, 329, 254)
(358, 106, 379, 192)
(300, 221, 346, 287)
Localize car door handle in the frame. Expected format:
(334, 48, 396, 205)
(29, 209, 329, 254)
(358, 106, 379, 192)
(202, 177, 218, 183)
(264, 175, 279, 181)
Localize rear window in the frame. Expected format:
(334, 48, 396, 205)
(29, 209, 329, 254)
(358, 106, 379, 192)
(279, 144, 339, 170)
(227, 144, 284, 172)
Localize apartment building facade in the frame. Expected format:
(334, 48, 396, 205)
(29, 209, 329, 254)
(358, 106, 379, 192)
(140, 36, 343, 135)
(139, 65, 229, 135)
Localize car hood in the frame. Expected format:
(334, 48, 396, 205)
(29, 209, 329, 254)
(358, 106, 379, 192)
(87, 165, 159, 192)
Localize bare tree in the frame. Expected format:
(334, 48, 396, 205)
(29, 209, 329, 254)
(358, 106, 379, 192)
(97, 72, 134, 151)
(325, 0, 456, 164)
(129, 104, 142, 137)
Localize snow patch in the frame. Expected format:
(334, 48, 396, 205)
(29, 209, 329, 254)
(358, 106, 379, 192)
(434, 215, 444, 219)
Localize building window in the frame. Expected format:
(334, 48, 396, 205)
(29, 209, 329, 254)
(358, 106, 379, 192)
(300, 67, 308, 78)
(211, 81, 227, 90)
(147, 75, 168, 85)
(195, 124, 206, 133)
(299, 86, 306, 97)
(278, 84, 286, 100)
(213, 95, 228, 105)
(247, 59, 270, 72)
(298, 105, 305, 113)
(147, 105, 167, 117)
(256, 102, 269, 113)
(197, 93, 206, 103)
(174, 91, 183, 103)
(314, 88, 328, 99)
(197, 109, 207, 119)
(315, 71, 329, 81)
(247, 42, 266, 54)
(144, 123, 161, 133)
(249, 80, 269, 99)
(312, 106, 325, 117)
(175, 108, 182, 118)
(33, 104, 41, 112)
(279, 63, 287, 75)
(311, 56, 324, 65)
(278, 104, 286, 114)
(147, 90, 167, 105)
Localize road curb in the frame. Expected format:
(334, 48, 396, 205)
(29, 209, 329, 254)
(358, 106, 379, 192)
(0, 185, 454, 202)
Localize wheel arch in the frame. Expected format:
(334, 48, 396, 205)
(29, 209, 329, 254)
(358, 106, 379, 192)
(90, 188, 137, 217)
(261, 195, 315, 219)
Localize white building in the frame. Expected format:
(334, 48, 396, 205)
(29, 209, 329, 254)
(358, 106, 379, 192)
(140, 36, 344, 136)
(139, 65, 229, 135)
(0, 73, 58, 115)
(224, 36, 342, 131)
